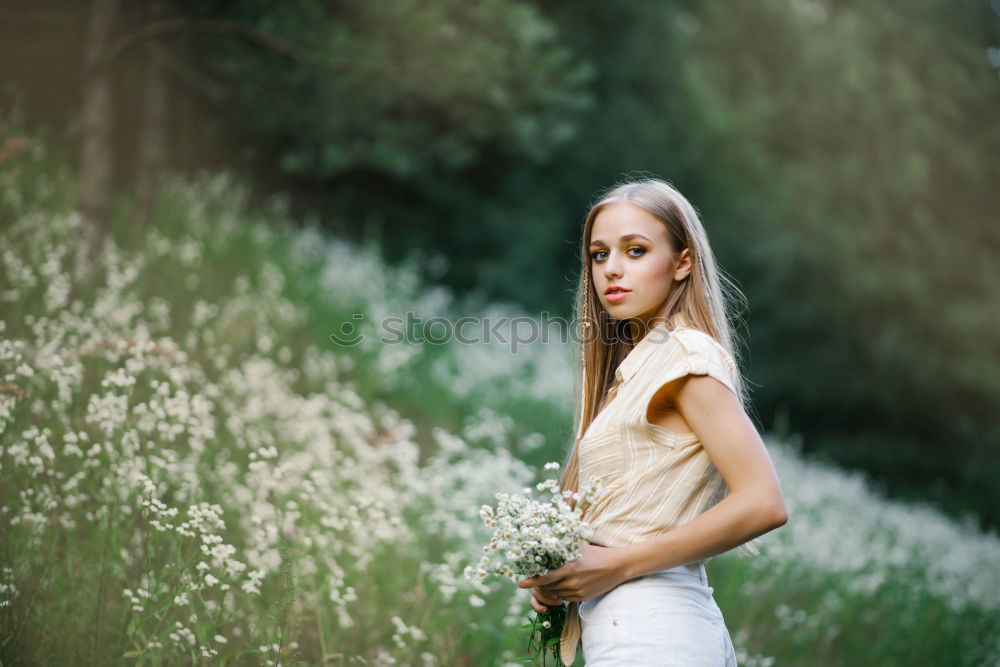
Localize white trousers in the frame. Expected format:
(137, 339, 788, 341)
(578, 562, 738, 666)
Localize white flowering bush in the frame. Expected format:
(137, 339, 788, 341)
(464, 464, 602, 665)
(1, 127, 999, 666)
(0, 131, 553, 665)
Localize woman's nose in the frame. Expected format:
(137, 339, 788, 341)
(604, 257, 623, 279)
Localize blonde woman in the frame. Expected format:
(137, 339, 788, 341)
(518, 179, 788, 665)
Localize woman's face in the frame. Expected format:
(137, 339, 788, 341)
(589, 202, 691, 329)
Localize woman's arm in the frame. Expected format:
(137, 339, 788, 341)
(517, 371, 788, 602)
(617, 373, 788, 581)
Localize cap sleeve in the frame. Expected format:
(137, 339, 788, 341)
(652, 328, 738, 398)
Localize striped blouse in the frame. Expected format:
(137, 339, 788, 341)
(559, 313, 740, 665)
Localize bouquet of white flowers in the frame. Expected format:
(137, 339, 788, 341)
(464, 462, 604, 665)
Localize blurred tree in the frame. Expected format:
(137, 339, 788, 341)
(134, 0, 169, 232)
(674, 0, 1000, 526)
(177, 0, 593, 179)
(4, 0, 593, 263)
(77, 0, 121, 264)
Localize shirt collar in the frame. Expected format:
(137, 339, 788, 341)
(613, 313, 688, 385)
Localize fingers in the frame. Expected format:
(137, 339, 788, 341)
(520, 576, 546, 589)
(520, 567, 561, 589)
(538, 586, 566, 603)
(532, 587, 562, 606)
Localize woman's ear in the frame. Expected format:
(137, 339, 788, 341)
(673, 248, 693, 282)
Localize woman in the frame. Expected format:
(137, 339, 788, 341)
(517, 178, 789, 665)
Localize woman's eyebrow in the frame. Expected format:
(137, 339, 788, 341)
(589, 233, 652, 247)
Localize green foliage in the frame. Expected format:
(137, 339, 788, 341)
(672, 0, 1000, 527)
(184, 0, 593, 179)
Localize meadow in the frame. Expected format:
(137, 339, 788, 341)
(1, 134, 998, 665)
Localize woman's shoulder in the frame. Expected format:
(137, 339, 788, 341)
(667, 326, 737, 374)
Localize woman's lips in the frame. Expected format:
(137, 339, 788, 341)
(606, 289, 630, 304)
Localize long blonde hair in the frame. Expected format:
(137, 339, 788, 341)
(560, 177, 760, 558)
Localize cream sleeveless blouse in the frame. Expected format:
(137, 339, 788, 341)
(559, 314, 740, 665)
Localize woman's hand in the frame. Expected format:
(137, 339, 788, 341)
(517, 543, 629, 604)
(529, 585, 562, 614)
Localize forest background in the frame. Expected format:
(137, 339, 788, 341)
(0, 1, 998, 663)
(9, 0, 988, 528)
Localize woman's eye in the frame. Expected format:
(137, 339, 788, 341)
(591, 247, 646, 262)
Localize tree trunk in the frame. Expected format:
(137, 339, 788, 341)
(134, 0, 168, 233)
(77, 0, 120, 266)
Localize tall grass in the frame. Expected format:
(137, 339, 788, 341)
(1, 130, 998, 665)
